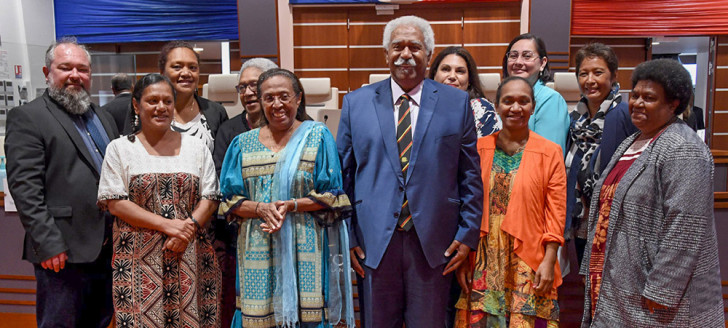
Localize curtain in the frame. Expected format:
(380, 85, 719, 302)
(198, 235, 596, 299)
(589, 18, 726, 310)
(572, 0, 728, 36)
(54, 0, 239, 43)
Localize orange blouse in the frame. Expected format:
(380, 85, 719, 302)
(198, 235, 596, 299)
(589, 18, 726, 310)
(478, 131, 567, 287)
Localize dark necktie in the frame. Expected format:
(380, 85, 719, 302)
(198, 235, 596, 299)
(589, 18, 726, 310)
(84, 112, 108, 157)
(396, 94, 413, 231)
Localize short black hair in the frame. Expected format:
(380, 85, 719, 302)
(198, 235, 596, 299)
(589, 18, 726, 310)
(255, 68, 312, 126)
(631, 59, 693, 115)
(574, 43, 619, 80)
(111, 73, 134, 92)
(428, 46, 485, 100)
(495, 76, 535, 108)
(158, 41, 200, 72)
(502, 33, 553, 82)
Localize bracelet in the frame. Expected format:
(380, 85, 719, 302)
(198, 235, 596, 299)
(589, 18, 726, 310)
(189, 215, 202, 230)
(255, 202, 261, 217)
(291, 198, 298, 212)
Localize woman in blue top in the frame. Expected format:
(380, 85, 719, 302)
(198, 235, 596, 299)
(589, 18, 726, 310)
(502, 34, 569, 152)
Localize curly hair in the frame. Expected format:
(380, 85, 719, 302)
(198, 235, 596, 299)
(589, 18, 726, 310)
(631, 59, 693, 115)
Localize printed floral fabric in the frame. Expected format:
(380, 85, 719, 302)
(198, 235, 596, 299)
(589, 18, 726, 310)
(455, 149, 558, 328)
(98, 135, 222, 328)
(588, 138, 649, 317)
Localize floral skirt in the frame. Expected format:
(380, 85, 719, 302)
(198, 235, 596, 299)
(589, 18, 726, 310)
(454, 213, 559, 328)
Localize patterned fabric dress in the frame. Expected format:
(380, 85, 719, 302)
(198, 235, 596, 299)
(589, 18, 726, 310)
(98, 135, 222, 328)
(218, 123, 353, 328)
(470, 97, 501, 138)
(455, 149, 559, 328)
(588, 138, 650, 317)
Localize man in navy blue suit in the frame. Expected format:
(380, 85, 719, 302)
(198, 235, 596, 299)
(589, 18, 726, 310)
(337, 15, 483, 328)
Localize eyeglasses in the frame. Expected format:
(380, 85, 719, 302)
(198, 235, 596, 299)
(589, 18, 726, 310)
(261, 93, 296, 105)
(235, 82, 257, 94)
(506, 51, 539, 62)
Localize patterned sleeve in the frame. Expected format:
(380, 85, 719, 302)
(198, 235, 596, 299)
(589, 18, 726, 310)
(199, 141, 222, 201)
(307, 125, 352, 227)
(218, 134, 248, 218)
(97, 139, 129, 210)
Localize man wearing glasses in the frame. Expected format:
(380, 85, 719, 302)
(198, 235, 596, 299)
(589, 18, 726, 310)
(213, 58, 278, 174)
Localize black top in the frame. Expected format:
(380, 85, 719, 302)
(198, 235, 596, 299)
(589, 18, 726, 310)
(213, 113, 250, 176)
(121, 94, 229, 137)
(101, 92, 132, 134)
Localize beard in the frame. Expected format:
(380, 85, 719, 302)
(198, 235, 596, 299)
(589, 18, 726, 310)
(47, 77, 91, 115)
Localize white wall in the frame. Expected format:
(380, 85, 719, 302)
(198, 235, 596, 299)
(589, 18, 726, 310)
(0, 0, 55, 103)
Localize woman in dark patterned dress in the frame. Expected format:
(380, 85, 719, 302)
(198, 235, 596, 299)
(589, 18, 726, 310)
(98, 73, 222, 328)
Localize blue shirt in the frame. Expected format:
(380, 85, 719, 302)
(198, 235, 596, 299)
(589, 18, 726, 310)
(529, 80, 570, 155)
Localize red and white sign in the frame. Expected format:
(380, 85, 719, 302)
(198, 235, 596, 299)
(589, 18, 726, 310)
(14, 65, 21, 79)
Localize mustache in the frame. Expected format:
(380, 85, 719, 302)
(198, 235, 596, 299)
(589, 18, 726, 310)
(394, 57, 416, 66)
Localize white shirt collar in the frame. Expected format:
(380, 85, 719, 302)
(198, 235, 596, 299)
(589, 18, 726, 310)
(391, 78, 424, 107)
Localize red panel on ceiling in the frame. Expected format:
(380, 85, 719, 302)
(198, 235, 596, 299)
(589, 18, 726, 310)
(572, 0, 728, 36)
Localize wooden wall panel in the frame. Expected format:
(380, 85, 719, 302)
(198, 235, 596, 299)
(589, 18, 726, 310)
(716, 68, 728, 88)
(710, 39, 728, 149)
(569, 37, 649, 93)
(715, 88, 728, 110)
(468, 45, 510, 68)
(294, 48, 349, 69)
(463, 22, 520, 45)
(292, 2, 522, 107)
(295, 26, 348, 46)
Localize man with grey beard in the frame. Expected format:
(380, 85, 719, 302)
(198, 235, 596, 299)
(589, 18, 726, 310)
(5, 37, 118, 328)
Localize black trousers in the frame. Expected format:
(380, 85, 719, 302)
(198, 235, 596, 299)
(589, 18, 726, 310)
(34, 245, 113, 328)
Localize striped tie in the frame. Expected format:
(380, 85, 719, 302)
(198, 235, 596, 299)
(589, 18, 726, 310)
(396, 94, 414, 231)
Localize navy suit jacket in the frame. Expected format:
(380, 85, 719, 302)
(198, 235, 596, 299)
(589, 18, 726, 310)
(337, 78, 483, 269)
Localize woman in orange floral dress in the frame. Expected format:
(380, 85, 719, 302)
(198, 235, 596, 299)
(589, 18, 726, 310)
(455, 76, 566, 328)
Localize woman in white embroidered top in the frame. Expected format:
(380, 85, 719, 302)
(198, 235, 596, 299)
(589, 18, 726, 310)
(98, 73, 222, 328)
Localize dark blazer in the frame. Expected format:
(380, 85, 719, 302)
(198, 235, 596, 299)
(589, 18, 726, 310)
(101, 92, 131, 134)
(337, 78, 483, 269)
(213, 113, 249, 176)
(5, 91, 120, 263)
(121, 94, 228, 137)
(565, 101, 638, 232)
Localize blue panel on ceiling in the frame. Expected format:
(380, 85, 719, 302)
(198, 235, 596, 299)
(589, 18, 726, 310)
(54, 0, 239, 43)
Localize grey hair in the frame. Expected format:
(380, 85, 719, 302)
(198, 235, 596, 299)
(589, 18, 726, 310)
(382, 15, 435, 56)
(238, 58, 278, 81)
(45, 36, 91, 68)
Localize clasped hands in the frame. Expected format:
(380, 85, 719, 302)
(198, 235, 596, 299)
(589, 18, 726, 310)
(163, 217, 198, 253)
(257, 200, 293, 233)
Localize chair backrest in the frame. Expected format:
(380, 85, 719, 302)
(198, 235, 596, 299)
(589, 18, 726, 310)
(553, 72, 581, 113)
(305, 108, 341, 140)
(207, 74, 244, 118)
(478, 73, 501, 101)
(300, 77, 338, 109)
(202, 83, 209, 98)
(369, 74, 390, 84)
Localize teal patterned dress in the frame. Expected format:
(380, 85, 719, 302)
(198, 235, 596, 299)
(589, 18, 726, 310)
(219, 122, 354, 328)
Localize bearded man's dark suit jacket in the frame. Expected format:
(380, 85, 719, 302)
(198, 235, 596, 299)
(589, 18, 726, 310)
(6, 91, 119, 264)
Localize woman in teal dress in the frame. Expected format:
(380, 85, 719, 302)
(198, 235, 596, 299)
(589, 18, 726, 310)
(219, 68, 355, 328)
